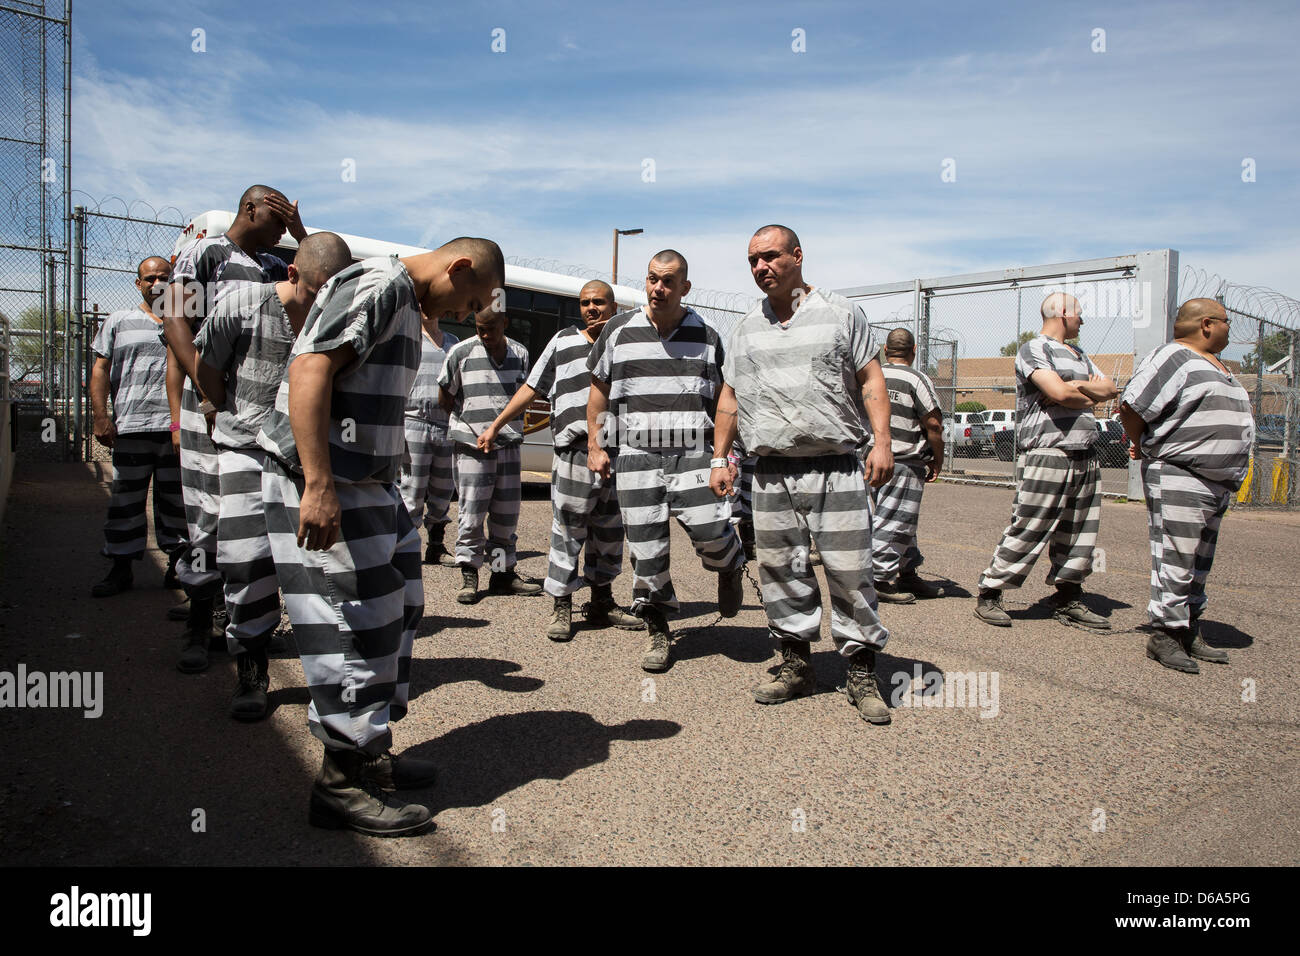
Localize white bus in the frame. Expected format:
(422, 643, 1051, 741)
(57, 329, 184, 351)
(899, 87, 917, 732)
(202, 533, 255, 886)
(171, 210, 648, 473)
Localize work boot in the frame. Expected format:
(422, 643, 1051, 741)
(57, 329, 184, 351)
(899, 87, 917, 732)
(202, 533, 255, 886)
(718, 567, 744, 618)
(739, 519, 756, 562)
(974, 587, 1012, 627)
(457, 567, 479, 605)
(752, 640, 815, 704)
(177, 595, 215, 673)
(229, 649, 270, 721)
(1183, 621, 1229, 664)
(91, 558, 134, 598)
(359, 749, 438, 792)
(844, 649, 892, 724)
(586, 583, 644, 630)
(163, 548, 183, 590)
(167, 598, 190, 621)
(899, 569, 942, 599)
(875, 578, 917, 604)
(1051, 583, 1111, 631)
(1146, 627, 1199, 674)
(423, 527, 452, 566)
(488, 569, 544, 596)
(308, 749, 434, 837)
(640, 607, 672, 672)
(546, 595, 573, 642)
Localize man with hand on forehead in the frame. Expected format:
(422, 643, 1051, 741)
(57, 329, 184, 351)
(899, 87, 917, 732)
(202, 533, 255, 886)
(479, 279, 643, 642)
(258, 237, 506, 837)
(195, 232, 352, 722)
(587, 250, 746, 674)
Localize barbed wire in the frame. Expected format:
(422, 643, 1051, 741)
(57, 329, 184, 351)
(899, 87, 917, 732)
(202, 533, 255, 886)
(1180, 265, 1300, 334)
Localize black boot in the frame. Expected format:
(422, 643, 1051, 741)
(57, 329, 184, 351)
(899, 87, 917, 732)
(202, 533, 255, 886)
(423, 526, 452, 566)
(308, 749, 435, 836)
(1145, 627, 1199, 673)
(739, 519, 756, 562)
(230, 648, 270, 721)
(718, 567, 744, 618)
(587, 583, 643, 630)
(177, 594, 214, 674)
(91, 558, 134, 598)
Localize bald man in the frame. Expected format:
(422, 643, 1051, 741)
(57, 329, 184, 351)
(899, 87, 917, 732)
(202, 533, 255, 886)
(162, 184, 305, 673)
(975, 292, 1118, 630)
(869, 327, 946, 602)
(479, 280, 643, 641)
(89, 256, 187, 598)
(588, 250, 746, 673)
(195, 232, 352, 721)
(1119, 298, 1253, 673)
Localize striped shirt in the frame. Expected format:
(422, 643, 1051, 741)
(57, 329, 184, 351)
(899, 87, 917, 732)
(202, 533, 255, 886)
(438, 335, 530, 447)
(194, 282, 295, 451)
(722, 289, 875, 457)
(1122, 342, 1255, 489)
(525, 324, 597, 450)
(91, 306, 172, 434)
(257, 256, 421, 484)
(872, 361, 941, 462)
(1016, 334, 1102, 452)
(406, 328, 459, 426)
(589, 307, 725, 452)
(169, 234, 289, 331)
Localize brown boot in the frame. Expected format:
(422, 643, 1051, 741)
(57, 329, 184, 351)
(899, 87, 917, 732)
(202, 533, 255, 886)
(752, 640, 815, 704)
(845, 649, 892, 724)
(308, 749, 434, 836)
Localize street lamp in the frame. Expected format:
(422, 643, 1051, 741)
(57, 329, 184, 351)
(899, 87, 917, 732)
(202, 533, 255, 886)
(612, 228, 643, 285)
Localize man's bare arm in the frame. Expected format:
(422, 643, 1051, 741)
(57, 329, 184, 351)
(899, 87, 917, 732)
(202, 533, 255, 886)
(90, 357, 115, 447)
(709, 384, 740, 498)
(195, 358, 226, 407)
(1118, 402, 1146, 460)
(858, 359, 895, 487)
(922, 408, 945, 479)
(478, 383, 537, 451)
(288, 347, 355, 550)
(1029, 368, 1094, 409)
(586, 377, 613, 479)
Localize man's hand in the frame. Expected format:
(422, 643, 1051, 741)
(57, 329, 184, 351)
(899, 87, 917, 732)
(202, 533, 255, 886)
(204, 410, 217, 437)
(925, 459, 942, 482)
(93, 416, 116, 449)
(588, 446, 612, 479)
(710, 465, 734, 498)
(171, 427, 181, 451)
(264, 194, 307, 241)
(865, 444, 895, 488)
(1129, 442, 1143, 461)
(298, 481, 342, 550)
(476, 424, 499, 453)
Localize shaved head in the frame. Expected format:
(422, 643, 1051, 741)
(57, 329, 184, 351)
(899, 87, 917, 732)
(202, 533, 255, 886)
(1174, 297, 1227, 338)
(752, 224, 801, 254)
(580, 279, 615, 301)
(650, 249, 688, 281)
(238, 184, 284, 210)
(293, 232, 352, 289)
(439, 236, 506, 290)
(885, 327, 915, 356)
(136, 256, 170, 279)
(1041, 292, 1081, 320)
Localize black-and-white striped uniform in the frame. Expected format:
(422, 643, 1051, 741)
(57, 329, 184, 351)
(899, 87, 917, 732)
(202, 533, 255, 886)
(724, 289, 888, 654)
(1123, 343, 1253, 630)
(195, 282, 295, 653)
(397, 328, 458, 532)
(869, 361, 941, 583)
(92, 306, 185, 560)
(438, 335, 529, 570)
(589, 307, 742, 614)
(169, 237, 288, 596)
(257, 256, 422, 753)
(979, 334, 1104, 592)
(529, 325, 623, 596)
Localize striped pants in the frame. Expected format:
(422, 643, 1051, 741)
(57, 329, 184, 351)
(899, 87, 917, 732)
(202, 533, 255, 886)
(754, 453, 889, 655)
(101, 431, 186, 560)
(546, 446, 624, 597)
(870, 459, 928, 582)
(263, 459, 422, 754)
(398, 417, 454, 531)
(454, 443, 522, 571)
(616, 447, 743, 614)
(177, 385, 222, 596)
(217, 447, 280, 654)
(979, 447, 1101, 591)
(729, 454, 756, 526)
(1142, 459, 1232, 631)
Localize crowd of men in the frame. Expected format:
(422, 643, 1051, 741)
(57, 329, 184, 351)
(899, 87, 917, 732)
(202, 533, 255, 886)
(88, 185, 1255, 837)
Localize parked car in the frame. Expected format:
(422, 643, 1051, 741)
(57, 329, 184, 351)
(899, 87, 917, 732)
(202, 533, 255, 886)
(1257, 414, 1299, 448)
(984, 408, 1015, 435)
(947, 411, 994, 457)
(992, 418, 1131, 466)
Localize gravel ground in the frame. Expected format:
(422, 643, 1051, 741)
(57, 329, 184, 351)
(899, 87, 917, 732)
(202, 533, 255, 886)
(1, 460, 1296, 866)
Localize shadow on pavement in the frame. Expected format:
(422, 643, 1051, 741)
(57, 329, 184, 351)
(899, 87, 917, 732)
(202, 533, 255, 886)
(408, 656, 544, 700)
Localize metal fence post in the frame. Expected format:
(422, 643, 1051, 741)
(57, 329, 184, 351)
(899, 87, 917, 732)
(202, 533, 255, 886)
(72, 205, 85, 460)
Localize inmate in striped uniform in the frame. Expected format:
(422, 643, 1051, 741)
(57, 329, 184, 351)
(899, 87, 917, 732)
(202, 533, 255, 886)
(724, 289, 888, 655)
(1123, 343, 1253, 631)
(195, 282, 296, 654)
(397, 328, 459, 533)
(979, 334, 1103, 592)
(92, 305, 185, 560)
(869, 361, 941, 584)
(589, 307, 742, 614)
(258, 255, 422, 753)
(528, 325, 623, 596)
(438, 335, 529, 570)
(169, 236, 288, 596)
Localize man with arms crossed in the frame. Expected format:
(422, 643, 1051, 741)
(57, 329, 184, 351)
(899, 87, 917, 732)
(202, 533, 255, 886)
(712, 225, 895, 725)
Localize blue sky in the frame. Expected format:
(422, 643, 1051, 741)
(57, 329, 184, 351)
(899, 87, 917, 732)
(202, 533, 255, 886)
(69, 0, 1298, 353)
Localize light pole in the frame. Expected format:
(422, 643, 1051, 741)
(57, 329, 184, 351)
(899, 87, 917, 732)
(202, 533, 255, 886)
(612, 228, 643, 285)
